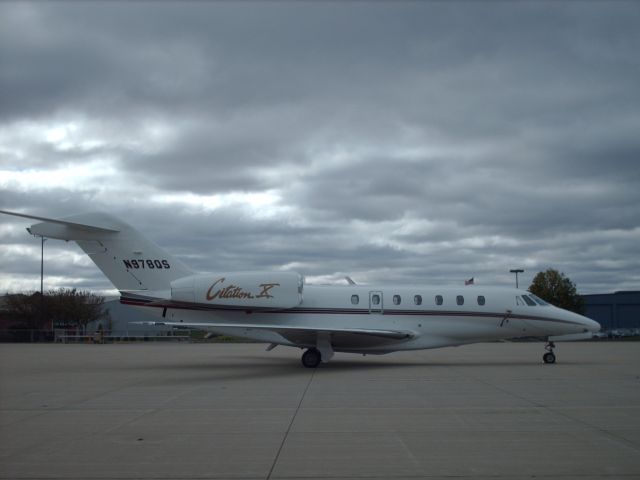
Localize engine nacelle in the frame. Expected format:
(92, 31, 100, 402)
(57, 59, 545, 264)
(170, 271, 303, 309)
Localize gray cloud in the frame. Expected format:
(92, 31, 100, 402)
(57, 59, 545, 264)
(1, 1, 639, 295)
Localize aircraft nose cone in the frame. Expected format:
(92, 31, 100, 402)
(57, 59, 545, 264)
(567, 311, 600, 334)
(585, 317, 601, 333)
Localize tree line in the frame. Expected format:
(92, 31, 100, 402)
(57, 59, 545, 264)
(1, 288, 110, 340)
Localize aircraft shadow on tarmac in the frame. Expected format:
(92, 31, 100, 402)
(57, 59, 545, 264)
(115, 355, 582, 384)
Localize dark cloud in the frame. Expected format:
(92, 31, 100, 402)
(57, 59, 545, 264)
(1, 1, 639, 294)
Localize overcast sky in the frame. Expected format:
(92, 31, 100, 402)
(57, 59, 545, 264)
(1, 1, 639, 296)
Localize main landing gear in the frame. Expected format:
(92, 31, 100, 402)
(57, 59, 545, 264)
(301, 333, 334, 368)
(301, 348, 322, 368)
(543, 340, 556, 364)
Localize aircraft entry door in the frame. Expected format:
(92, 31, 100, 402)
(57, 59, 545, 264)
(369, 291, 383, 313)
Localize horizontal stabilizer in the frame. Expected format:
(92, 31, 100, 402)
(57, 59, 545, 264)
(0, 210, 120, 234)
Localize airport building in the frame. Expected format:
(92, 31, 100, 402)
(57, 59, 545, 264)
(87, 298, 174, 337)
(582, 291, 640, 332)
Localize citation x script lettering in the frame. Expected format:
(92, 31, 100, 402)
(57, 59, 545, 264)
(205, 277, 280, 301)
(1, 210, 600, 368)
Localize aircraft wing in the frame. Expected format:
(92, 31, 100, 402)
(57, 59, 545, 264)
(134, 320, 414, 349)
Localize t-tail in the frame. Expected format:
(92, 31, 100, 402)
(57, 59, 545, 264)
(0, 210, 193, 292)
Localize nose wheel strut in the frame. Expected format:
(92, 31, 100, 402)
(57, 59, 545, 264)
(543, 341, 556, 364)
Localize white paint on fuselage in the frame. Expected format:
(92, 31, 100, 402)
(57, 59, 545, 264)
(150, 284, 598, 354)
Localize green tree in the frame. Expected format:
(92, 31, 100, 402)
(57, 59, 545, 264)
(4, 292, 45, 331)
(46, 288, 109, 333)
(4, 289, 109, 339)
(528, 269, 584, 314)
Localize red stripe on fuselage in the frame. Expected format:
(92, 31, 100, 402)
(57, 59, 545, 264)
(119, 296, 578, 325)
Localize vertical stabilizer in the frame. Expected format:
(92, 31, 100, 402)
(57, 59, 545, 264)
(3, 211, 193, 291)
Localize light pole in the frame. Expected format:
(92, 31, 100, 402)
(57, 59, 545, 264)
(40, 236, 46, 296)
(509, 269, 524, 289)
(40, 236, 47, 336)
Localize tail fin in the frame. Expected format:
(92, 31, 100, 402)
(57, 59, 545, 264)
(1, 210, 193, 291)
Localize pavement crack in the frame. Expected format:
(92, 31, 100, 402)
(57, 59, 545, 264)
(266, 368, 317, 480)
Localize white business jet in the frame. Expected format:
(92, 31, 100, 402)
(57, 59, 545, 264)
(1, 210, 600, 367)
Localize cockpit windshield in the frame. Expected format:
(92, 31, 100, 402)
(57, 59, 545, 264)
(528, 293, 549, 306)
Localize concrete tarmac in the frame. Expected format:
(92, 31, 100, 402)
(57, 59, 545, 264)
(0, 342, 639, 479)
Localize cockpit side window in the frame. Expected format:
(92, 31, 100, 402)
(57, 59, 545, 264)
(516, 296, 525, 306)
(522, 295, 537, 306)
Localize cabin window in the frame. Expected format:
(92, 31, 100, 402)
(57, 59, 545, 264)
(393, 295, 401, 305)
(477, 295, 485, 306)
(371, 294, 380, 305)
(456, 295, 464, 305)
(351, 295, 359, 305)
(522, 295, 537, 306)
(435, 295, 443, 305)
(414, 295, 422, 305)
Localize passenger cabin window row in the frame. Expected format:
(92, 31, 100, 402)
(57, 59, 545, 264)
(350, 294, 488, 306)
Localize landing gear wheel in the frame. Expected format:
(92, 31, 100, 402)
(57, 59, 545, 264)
(543, 340, 556, 364)
(301, 348, 322, 368)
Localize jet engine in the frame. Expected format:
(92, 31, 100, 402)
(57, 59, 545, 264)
(170, 271, 303, 309)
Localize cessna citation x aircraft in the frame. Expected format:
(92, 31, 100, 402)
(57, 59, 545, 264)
(2, 210, 600, 368)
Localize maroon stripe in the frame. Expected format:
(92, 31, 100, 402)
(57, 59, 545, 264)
(120, 297, 573, 324)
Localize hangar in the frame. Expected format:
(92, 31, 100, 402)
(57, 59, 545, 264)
(582, 291, 640, 332)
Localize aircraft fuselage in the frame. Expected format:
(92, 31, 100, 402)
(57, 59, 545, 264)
(124, 284, 598, 353)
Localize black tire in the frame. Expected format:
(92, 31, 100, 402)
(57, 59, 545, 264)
(301, 348, 322, 368)
(543, 352, 556, 364)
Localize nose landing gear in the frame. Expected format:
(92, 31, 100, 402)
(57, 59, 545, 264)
(543, 341, 556, 364)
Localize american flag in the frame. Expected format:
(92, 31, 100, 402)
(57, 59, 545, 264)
(465, 277, 474, 285)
